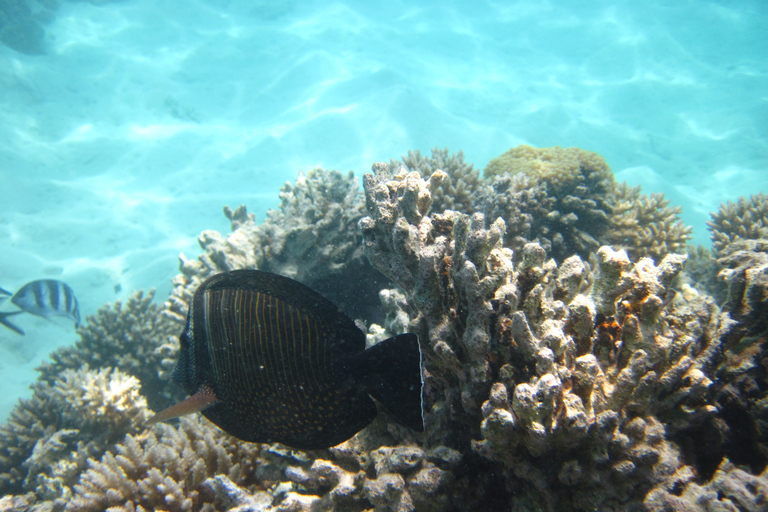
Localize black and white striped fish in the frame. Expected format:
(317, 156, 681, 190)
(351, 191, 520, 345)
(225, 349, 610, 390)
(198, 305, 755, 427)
(10, 279, 81, 326)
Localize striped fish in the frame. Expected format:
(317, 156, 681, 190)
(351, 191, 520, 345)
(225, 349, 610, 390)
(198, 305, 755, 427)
(10, 279, 80, 327)
(148, 269, 425, 450)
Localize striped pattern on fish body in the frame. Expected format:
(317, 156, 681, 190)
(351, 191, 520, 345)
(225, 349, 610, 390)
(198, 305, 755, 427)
(155, 269, 424, 451)
(201, 286, 373, 445)
(11, 279, 80, 326)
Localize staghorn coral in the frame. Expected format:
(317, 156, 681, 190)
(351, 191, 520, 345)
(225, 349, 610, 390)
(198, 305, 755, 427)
(0, 367, 150, 503)
(389, 147, 482, 214)
(708, 192, 768, 253)
(165, 168, 390, 327)
(36, 289, 181, 413)
(605, 183, 693, 263)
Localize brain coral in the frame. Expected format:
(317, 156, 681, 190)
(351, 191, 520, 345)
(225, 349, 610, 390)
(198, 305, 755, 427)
(484, 144, 614, 198)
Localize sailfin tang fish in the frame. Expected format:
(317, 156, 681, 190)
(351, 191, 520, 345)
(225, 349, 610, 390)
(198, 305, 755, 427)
(11, 279, 80, 326)
(148, 269, 425, 450)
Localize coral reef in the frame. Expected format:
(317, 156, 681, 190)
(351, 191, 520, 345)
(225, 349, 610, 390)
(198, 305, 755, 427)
(389, 147, 482, 214)
(0, 367, 150, 502)
(66, 416, 262, 512)
(479, 146, 691, 264)
(605, 183, 693, 263)
(165, 168, 390, 327)
(36, 290, 182, 413)
(708, 192, 768, 254)
(0, 156, 763, 511)
(482, 145, 615, 261)
(645, 459, 768, 511)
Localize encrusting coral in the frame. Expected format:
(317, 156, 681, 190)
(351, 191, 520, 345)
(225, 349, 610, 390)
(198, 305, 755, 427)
(0, 150, 764, 511)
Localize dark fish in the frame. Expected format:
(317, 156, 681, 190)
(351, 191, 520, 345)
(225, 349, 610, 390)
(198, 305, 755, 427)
(148, 269, 424, 450)
(11, 279, 80, 326)
(0, 286, 10, 303)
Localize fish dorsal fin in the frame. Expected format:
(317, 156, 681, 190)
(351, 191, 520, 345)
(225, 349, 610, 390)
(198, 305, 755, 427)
(146, 385, 218, 426)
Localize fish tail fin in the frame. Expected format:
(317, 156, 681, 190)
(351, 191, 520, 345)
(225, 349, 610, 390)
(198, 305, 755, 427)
(0, 311, 24, 335)
(352, 333, 424, 432)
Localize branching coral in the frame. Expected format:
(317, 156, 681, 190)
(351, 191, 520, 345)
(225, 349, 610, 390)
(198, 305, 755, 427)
(606, 183, 693, 263)
(0, 367, 150, 502)
(708, 192, 768, 253)
(36, 290, 181, 413)
(66, 416, 262, 512)
(165, 168, 390, 327)
(389, 147, 482, 214)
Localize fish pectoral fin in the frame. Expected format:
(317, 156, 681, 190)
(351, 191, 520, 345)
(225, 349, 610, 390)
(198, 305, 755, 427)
(146, 385, 218, 426)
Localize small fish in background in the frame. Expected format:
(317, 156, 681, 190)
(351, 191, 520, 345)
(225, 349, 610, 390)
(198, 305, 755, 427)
(148, 269, 425, 450)
(10, 279, 81, 327)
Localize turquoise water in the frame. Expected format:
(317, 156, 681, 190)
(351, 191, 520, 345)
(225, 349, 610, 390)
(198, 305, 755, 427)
(0, 0, 765, 419)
